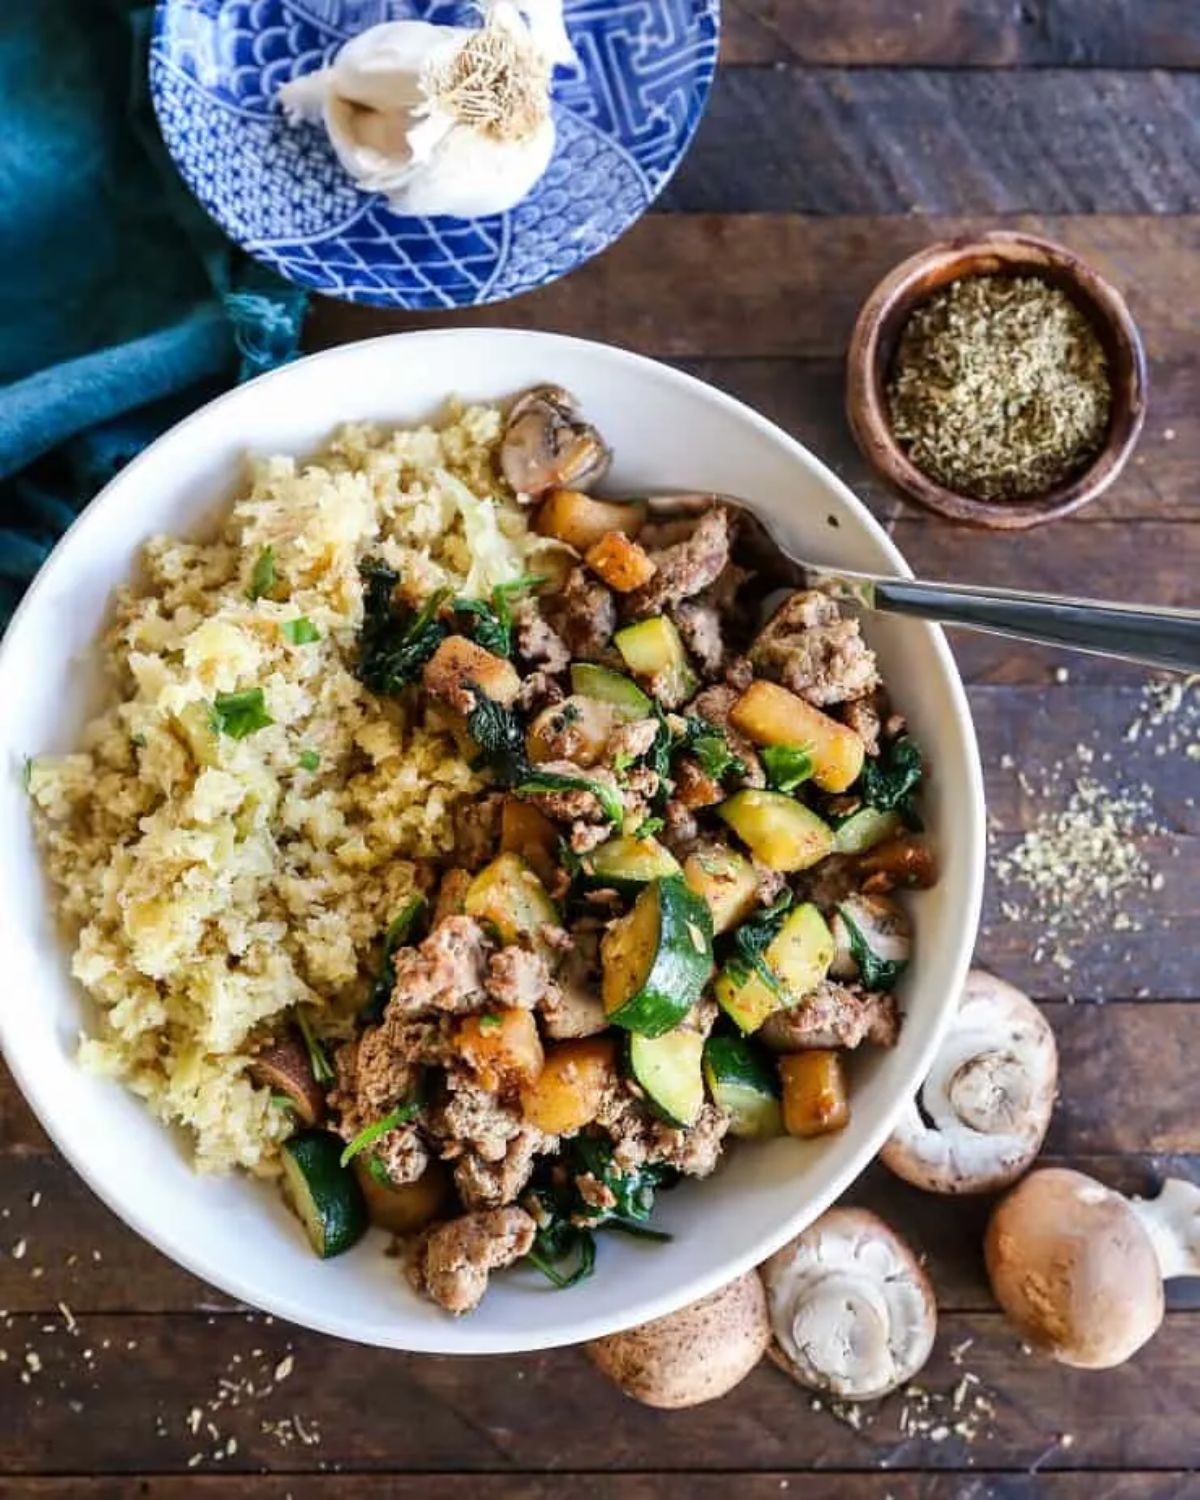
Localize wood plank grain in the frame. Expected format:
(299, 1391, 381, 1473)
(722, 0, 1200, 69)
(11, 1477, 1200, 1499)
(664, 70, 1200, 216)
(304, 215, 1200, 365)
(2, 1310, 1198, 1473)
(676, 355, 1200, 522)
(892, 521, 1200, 685)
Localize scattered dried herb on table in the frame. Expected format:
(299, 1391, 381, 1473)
(887, 273, 1112, 501)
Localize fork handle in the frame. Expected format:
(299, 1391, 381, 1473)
(844, 575, 1200, 673)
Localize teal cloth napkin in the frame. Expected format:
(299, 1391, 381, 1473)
(0, 0, 308, 623)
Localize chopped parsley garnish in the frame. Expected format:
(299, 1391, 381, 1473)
(722, 890, 794, 996)
(761, 743, 814, 795)
(131, 732, 148, 749)
(839, 906, 908, 991)
(478, 1013, 503, 1034)
(339, 1097, 423, 1168)
(281, 616, 320, 645)
(364, 1155, 394, 1187)
(297, 749, 320, 773)
(294, 1009, 334, 1085)
(22, 756, 33, 792)
(247, 546, 278, 601)
(362, 894, 428, 1023)
(679, 715, 745, 783)
(356, 559, 450, 694)
(858, 734, 924, 827)
(210, 688, 273, 740)
(634, 815, 665, 840)
(453, 573, 545, 658)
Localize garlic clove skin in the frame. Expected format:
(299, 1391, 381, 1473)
(388, 114, 556, 218)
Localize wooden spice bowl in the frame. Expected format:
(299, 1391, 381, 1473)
(845, 230, 1148, 529)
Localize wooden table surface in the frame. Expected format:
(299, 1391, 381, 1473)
(4, 3, 1200, 1496)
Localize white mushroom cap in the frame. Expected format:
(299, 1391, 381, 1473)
(985, 1167, 1163, 1369)
(586, 1271, 770, 1408)
(881, 969, 1057, 1194)
(760, 1207, 936, 1400)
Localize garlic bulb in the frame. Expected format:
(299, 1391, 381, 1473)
(278, 2, 570, 219)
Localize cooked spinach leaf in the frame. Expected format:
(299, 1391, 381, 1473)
(362, 893, 428, 1023)
(839, 906, 908, 991)
(722, 889, 795, 995)
(517, 770, 624, 828)
(522, 1139, 674, 1291)
(356, 559, 450, 694)
(858, 734, 924, 826)
(297, 749, 320, 773)
(453, 573, 545, 658)
(761, 743, 814, 794)
(466, 696, 623, 825)
(211, 688, 273, 740)
(467, 695, 532, 785)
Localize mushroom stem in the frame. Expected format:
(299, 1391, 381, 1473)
(1129, 1178, 1200, 1280)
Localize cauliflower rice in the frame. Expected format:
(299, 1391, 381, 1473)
(29, 404, 560, 1174)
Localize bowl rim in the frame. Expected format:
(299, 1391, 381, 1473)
(846, 229, 1149, 530)
(0, 329, 986, 1352)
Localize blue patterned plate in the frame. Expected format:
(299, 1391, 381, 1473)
(151, 0, 720, 309)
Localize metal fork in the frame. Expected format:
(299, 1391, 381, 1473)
(647, 494, 1200, 674)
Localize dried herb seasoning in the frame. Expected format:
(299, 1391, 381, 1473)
(887, 273, 1112, 501)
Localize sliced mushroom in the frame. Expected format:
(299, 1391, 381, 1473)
(250, 1033, 326, 1125)
(985, 1168, 1200, 1369)
(828, 892, 911, 982)
(500, 386, 611, 500)
(880, 969, 1056, 1195)
(586, 1271, 770, 1408)
(761, 1207, 936, 1400)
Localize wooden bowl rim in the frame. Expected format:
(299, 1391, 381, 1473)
(845, 230, 1149, 530)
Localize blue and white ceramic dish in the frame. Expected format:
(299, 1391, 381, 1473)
(151, 0, 720, 309)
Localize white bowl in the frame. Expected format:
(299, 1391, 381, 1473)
(0, 330, 984, 1354)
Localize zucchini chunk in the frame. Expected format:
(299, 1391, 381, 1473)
(703, 1035, 783, 1138)
(717, 789, 835, 872)
(730, 680, 865, 793)
(569, 662, 654, 720)
(614, 616, 697, 709)
(601, 876, 714, 1037)
(682, 845, 760, 935)
(281, 1130, 368, 1258)
(464, 852, 560, 961)
(833, 806, 903, 855)
(779, 1051, 849, 1138)
(715, 902, 835, 1033)
(583, 834, 681, 893)
(628, 1028, 705, 1128)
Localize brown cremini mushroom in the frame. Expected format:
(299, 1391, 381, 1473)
(881, 969, 1057, 1195)
(586, 1271, 770, 1408)
(250, 1033, 325, 1125)
(985, 1167, 1200, 1369)
(760, 1207, 936, 1400)
(500, 386, 611, 500)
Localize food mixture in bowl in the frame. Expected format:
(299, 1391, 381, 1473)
(29, 387, 936, 1316)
